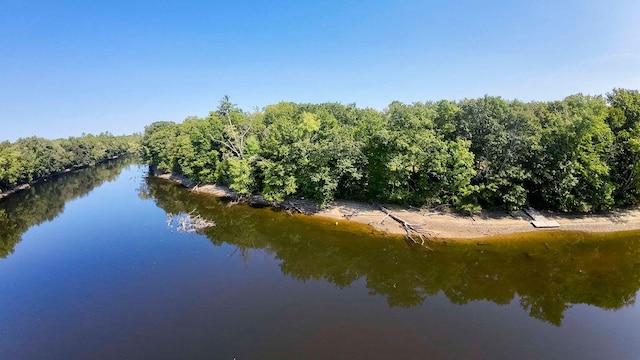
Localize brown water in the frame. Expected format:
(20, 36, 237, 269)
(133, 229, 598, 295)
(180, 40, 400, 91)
(1, 159, 640, 359)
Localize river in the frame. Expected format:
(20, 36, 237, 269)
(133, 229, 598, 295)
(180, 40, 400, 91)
(1, 159, 640, 359)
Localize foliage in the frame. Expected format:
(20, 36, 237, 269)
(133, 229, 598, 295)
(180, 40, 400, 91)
(1, 133, 140, 193)
(142, 90, 640, 214)
(453, 96, 540, 210)
(366, 101, 477, 211)
(606, 88, 640, 205)
(531, 95, 614, 212)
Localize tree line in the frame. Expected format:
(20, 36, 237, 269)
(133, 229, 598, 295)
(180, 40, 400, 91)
(0, 133, 141, 193)
(142, 89, 640, 213)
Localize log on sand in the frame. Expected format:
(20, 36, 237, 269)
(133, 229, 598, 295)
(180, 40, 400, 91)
(378, 205, 435, 249)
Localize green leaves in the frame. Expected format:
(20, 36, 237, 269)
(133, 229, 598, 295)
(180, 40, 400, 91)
(225, 158, 255, 195)
(143, 121, 178, 173)
(454, 96, 539, 210)
(532, 95, 614, 212)
(140, 90, 640, 214)
(1, 134, 140, 193)
(606, 89, 640, 205)
(363, 102, 477, 211)
(258, 103, 368, 206)
(0, 142, 23, 190)
(259, 159, 298, 202)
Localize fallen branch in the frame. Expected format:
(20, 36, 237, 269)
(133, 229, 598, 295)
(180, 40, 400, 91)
(422, 212, 443, 217)
(341, 209, 359, 219)
(284, 201, 305, 215)
(378, 205, 433, 249)
(380, 212, 390, 224)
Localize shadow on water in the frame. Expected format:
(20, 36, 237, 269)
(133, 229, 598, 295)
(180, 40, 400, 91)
(142, 175, 640, 326)
(0, 156, 138, 258)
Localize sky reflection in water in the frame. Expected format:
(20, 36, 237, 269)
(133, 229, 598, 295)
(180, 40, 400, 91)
(1, 160, 640, 359)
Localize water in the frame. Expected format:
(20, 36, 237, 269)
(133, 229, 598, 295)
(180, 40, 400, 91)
(1, 159, 640, 359)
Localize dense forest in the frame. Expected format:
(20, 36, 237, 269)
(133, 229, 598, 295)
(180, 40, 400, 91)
(0, 133, 141, 193)
(143, 89, 640, 214)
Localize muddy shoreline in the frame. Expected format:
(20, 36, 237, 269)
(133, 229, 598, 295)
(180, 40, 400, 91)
(156, 173, 640, 240)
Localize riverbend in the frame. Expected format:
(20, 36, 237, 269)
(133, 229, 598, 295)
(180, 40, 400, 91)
(1, 160, 640, 359)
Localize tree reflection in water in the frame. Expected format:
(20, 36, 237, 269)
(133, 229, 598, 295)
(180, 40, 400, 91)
(143, 176, 640, 326)
(0, 157, 138, 258)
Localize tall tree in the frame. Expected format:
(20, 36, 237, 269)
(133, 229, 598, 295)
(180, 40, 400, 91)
(453, 97, 539, 210)
(606, 88, 640, 205)
(532, 95, 614, 212)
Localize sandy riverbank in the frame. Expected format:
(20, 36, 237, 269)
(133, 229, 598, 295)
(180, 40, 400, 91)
(312, 201, 640, 239)
(157, 173, 640, 239)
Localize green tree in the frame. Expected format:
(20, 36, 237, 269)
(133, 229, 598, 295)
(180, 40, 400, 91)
(142, 121, 178, 173)
(606, 88, 640, 205)
(138, 90, 640, 214)
(0, 142, 23, 191)
(532, 95, 614, 212)
(453, 96, 540, 210)
(367, 101, 478, 211)
(259, 103, 314, 202)
(207, 97, 262, 193)
(170, 117, 219, 183)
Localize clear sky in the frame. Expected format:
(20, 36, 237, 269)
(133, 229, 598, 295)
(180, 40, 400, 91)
(1, 0, 639, 141)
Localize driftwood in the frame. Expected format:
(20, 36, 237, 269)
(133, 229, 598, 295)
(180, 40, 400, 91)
(422, 212, 443, 217)
(281, 200, 321, 215)
(166, 211, 216, 233)
(0, 184, 31, 200)
(340, 209, 359, 219)
(246, 195, 271, 207)
(283, 201, 305, 215)
(380, 212, 391, 224)
(378, 205, 433, 249)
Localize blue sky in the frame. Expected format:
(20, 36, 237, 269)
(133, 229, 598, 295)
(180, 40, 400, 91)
(1, 0, 639, 141)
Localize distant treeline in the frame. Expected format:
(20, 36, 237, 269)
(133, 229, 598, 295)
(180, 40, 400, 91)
(0, 133, 141, 193)
(142, 89, 640, 213)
